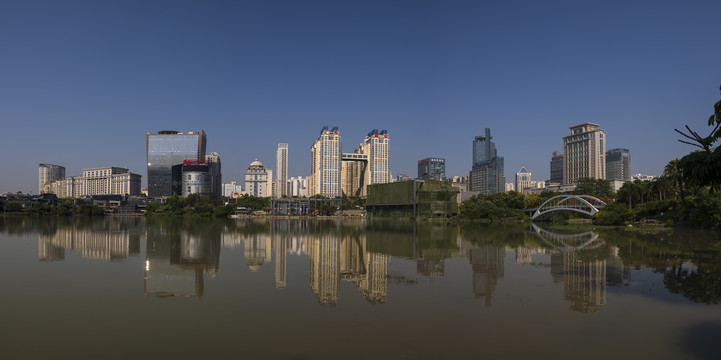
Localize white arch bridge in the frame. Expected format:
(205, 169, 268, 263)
(525, 195, 607, 220)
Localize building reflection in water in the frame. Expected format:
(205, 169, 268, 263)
(144, 221, 220, 298)
(526, 224, 630, 313)
(37, 218, 141, 262)
(468, 246, 505, 307)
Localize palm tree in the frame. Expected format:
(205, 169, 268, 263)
(664, 159, 684, 201)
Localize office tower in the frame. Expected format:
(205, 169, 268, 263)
(515, 166, 531, 193)
(38, 164, 65, 194)
(276, 143, 289, 197)
(549, 151, 564, 184)
(244, 159, 273, 197)
(205, 152, 222, 197)
(309, 126, 341, 197)
(605, 148, 631, 181)
(146, 130, 206, 197)
(356, 129, 391, 186)
(418, 158, 446, 181)
(469, 128, 505, 194)
(563, 123, 606, 185)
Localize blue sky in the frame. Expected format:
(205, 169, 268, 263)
(1, 0, 720, 194)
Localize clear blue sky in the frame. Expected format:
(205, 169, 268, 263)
(1, 0, 720, 194)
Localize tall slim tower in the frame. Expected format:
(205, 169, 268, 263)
(38, 164, 65, 194)
(563, 123, 606, 185)
(469, 128, 505, 194)
(146, 130, 206, 197)
(549, 151, 564, 184)
(276, 143, 289, 197)
(309, 126, 341, 197)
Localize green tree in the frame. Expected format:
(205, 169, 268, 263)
(573, 177, 613, 198)
(675, 85, 721, 191)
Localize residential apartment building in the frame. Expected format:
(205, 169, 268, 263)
(309, 126, 342, 197)
(276, 143, 289, 197)
(515, 166, 531, 194)
(38, 163, 65, 194)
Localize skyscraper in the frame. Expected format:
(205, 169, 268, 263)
(418, 158, 446, 181)
(205, 152, 222, 197)
(38, 163, 65, 194)
(276, 143, 288, 197)
(563, 123, 606, 185)
(515, 166, 531, 193)
(309, 126, 341, 197)
(146, 130, 206, 197)
(469, 128, 505, 194)
(549, 151, 564, 184)
(605, 148, 631, 181)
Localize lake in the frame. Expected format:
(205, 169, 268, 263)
(1, 217, 719, 359)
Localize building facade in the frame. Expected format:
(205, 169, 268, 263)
(179, 160, 212, 197)
(39, 164, 65, 195)
(515, 166, 531, 194)
(606, 148, 631, 181)
(341, 153, 368, 197)
(275, 143, 289, 197)
(418, 158, 446, 181)
(222, 181, 244, 198)
(309, 126, 342, 197)
(550, 151, 564, 184)
(146, 130, 207, 197)
(43, 166, 141, 197)
(469, 128, 505, 194)
(563, 123, 606, 185)
(244, 159, 273, 197)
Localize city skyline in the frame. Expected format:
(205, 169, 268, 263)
(2, 1, 720, 193)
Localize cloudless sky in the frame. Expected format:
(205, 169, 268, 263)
(1, 0, 720, 194)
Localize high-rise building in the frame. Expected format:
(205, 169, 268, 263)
(205, 152, 222, 197)
(178, 160, 212, 197)
(549, 151, 564, 184)
(606, 148, 631, 181)
(244, 159, 273, 197)
(418, 158, 446, 181)
(275, 143, 289, 198)
(309, 126, 341, 197)
(39, 164, 66, 194)
(469, 128, 505, 194)
(515, 166, 531, 193)
(356, 129, 390, 187)
(563, 123, 606, 185)
(146, 130, 206, 197)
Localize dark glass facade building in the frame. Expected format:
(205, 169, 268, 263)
(605, 148, 631, 181)
(417, 158, 446, 181)
(146, 130, 206, 197)
(549, 151, 564, 184)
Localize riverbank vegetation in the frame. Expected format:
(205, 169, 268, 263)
(144, 194, 236, 217)
(1, 198, 105, 216)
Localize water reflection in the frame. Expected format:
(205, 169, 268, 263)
(144, 218, 221, 298)
(8, 217, 718, 308)
(35, 217, 143, 262)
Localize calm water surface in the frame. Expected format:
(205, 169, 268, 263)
(1, 217, 720, 359)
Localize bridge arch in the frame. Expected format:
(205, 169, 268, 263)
(529, 195, 606, 220)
